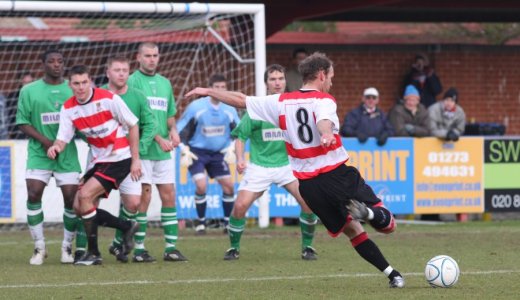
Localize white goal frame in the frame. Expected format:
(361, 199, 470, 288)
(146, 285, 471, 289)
(0, 1, 269, 224)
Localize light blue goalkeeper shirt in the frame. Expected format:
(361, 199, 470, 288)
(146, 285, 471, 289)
(177, 96, 240, 152)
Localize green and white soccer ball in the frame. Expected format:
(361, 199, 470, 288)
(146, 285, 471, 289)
(425, 255, 460, 288)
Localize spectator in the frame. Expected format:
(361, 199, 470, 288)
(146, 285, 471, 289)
(402, 53, 442, 108)
(6, 71, 34, 139)
(428, 87, 466, 142)
(285, 48, 308, 92)
(389, 85, 430, 137)
(340, 87, 394, 146)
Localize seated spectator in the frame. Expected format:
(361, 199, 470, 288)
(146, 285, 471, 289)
(402, 53, 442, 108)
(428, 87, 466, 142)
(340, 87, 394, 146)
(389, 85, 430, 137)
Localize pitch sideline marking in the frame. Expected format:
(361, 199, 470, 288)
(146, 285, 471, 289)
(0, 269, 519, 289)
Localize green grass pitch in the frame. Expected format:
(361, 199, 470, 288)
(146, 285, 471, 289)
(1, 221, 519, 299)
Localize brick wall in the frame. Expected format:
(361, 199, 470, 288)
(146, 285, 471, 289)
(267, 44, 520, 135)
(3, 43, 518, 135)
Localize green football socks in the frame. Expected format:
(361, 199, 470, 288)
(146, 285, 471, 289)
(299, 211, 317, 250)
(162, 207, 178, 253)
(228, 216, 246, 250)
(134, 212, 147, 254)
(112, 206, 137, 248)
(27, 201, 44, 250)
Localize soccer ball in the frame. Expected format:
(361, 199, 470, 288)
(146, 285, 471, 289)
(424, 255, 460, 288)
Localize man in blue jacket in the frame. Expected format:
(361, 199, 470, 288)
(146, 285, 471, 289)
(340, 87, 394, 146)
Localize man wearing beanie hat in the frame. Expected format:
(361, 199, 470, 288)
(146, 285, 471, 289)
(388, 84, 430, 137)
(340, 87, 394, 146)
(428, 87, 466, 142)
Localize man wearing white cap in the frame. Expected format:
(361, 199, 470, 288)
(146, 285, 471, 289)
(340, 87, 394, 146)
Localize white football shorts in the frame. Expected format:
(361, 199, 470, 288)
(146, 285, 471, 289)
(26, 169, 80, 186)
(118, 173, 142, 195)
(141, 156, 175, 185)
(238, 163, 296, 192)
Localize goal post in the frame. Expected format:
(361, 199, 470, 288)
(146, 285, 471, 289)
(0, 1, 268, 223)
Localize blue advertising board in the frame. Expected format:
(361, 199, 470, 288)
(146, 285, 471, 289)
(343, 137, 414, 214)
(0, 143, 14, 222)
(174, 137, 415, 219)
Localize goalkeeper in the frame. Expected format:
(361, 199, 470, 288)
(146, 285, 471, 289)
(224, 64, 318, 261)
(177, 74, 240, 235)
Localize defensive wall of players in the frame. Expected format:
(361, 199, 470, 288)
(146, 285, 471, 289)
(1, 136, 519, 223)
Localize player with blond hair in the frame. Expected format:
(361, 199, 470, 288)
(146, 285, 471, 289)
(102, 56, 158, 262)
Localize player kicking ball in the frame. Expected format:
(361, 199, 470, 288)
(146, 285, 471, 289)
(186, 52, 405, 288)
(224, 64, 318, 261)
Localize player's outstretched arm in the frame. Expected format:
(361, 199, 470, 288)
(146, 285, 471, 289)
(185, 87, 247, 109)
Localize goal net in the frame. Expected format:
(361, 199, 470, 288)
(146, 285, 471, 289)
(0, 1, 266, 223)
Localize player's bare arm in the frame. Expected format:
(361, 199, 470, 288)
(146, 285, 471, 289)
(47, 139, 66, 159)
(185, 87, 247, 108)
(317, 119, 336, 148)
(167, 116, 181, 147)
(19, 124, 54, 151)
(234, 139, 247, 174)
(127, 124, 142, 181)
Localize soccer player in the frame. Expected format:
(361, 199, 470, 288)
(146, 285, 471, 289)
(16, 49, 84, 265)
(101, 56, 158, 262)
(224, 64, 318, 261)
(47, 65, 141, 266)
(127, 42, 187, 262)
(186, 52, 405, 288)
(177, 74, 240, 235)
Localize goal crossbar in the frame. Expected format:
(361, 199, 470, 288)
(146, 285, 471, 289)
(0, 1, 263, 16)
(0, 0, 266, 96)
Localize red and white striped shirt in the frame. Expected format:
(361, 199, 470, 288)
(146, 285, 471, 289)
(246, 89, 348, 179)
(57, 88, 138, 169)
